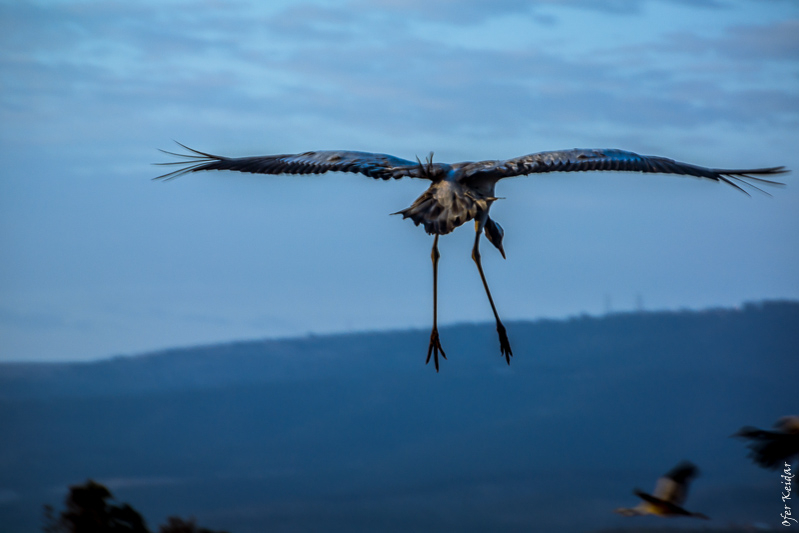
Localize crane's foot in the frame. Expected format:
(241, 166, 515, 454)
(426, 327, 447, 372)
(497, 323, 513, 364)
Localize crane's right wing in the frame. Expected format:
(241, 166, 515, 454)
(457, 148, 787, 195)
(155, 143, 425, 181)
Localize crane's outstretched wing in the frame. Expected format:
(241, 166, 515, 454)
(458, 148, 787, 195)
(155, 143, 424, 181)
(652, 461, 699, 505)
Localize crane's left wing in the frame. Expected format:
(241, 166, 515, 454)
(457, 148, 787, 195)
(652, 462, 699, 505)
(155, 143, 424, 181)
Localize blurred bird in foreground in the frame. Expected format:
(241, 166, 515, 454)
(156, 143, 786, 371)
(734, 415, 799, 470)
(615, 461, 709, 519)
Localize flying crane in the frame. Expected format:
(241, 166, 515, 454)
(156, 143, 786, 371)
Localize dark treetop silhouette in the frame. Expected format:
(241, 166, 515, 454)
(43, 479, 230, 533)
(156, 143, 786, 371)
(615, 461, 709, 519)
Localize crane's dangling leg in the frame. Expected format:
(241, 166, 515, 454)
(427, 235, 446, 371)
(472, 221, 513, 363)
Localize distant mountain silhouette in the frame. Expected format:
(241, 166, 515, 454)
(1, 301, 797, 532)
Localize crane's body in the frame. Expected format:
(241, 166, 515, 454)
(156, 143, 786, 371)
(616, 462, 709, 519)
(735, 415, 799, 469)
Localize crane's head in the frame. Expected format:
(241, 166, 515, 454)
(484, 217, 505, 259)
(414, 152, 448, 180)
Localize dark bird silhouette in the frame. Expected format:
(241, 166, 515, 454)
(734, 415, 799, 470)
(615, 461, 709, 519)
(156, 143, 786, 370)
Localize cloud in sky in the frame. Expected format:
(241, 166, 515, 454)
(3, 0, 796, 153)
(353, 0, 730, 23)
(660, 19, 799, 61)
(1, 0, 797, 361)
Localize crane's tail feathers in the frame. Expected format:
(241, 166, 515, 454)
(728, 175, 769, 196)
(717, 166, 787, 178)
(153, 142, 226, 180)
(157, 141, 220, 160)
(735, 169, 788, 184)
(715, 166, 788, 196)
(152, 162, 209, 181)
(718, 175, 751, 196)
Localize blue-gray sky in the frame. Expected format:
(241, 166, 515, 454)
(1, 0, 797, 362)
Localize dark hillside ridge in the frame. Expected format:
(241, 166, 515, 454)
(1, 300, 795, 398)
(0, 300, 796, 533)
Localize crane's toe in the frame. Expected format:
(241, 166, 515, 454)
(426, 328, 447, 372)
(497, 323, 513, 364)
